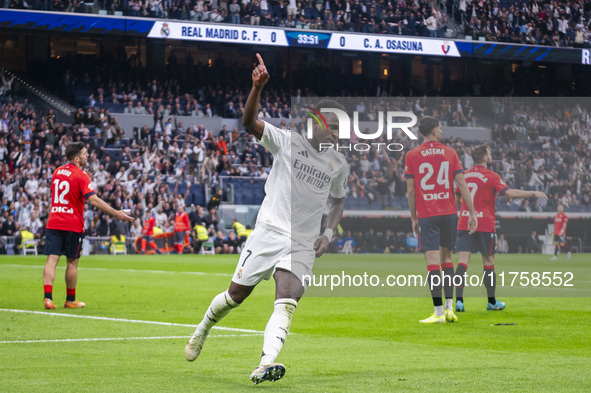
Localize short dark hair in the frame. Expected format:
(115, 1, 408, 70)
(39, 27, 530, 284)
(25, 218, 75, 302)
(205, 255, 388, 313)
(66, 142, 86, 161)
(471, 144, 490, 164)
(313, 99, 346, 124)
(315, 98, 346, 112)
(418, 116, 440, 137)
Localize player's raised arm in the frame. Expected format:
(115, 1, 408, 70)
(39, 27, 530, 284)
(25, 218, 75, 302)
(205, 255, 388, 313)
(242, 53, 269, 140)
(87, 194, 134, 223)
(455, 173, 478, 234)
(504, 189, 548, 201)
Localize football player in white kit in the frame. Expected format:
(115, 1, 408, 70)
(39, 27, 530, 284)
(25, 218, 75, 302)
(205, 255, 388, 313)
(185, 53, 348, 384)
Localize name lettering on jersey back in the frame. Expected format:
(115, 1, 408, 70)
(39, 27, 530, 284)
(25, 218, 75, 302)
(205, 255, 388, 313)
(464, 172, 489, 183)
(57, 169, 72, 177)
(421, 148, 445, 157)
(294, 158, 332, 189)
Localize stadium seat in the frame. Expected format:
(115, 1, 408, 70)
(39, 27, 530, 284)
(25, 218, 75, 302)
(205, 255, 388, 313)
(344, 198, 352, 210)
(253, 183, 265, 195)
(234, 193, 244, 204)
(113, 103, 125, 113)
(401, 198, 409, 210)
(244, 194, 255, 204)
(384, 195, 393, 207)
(74, 89, 94, 106)
(23, 240, 38, 255)
(191, 183, 203, 194)
(370, 201, 382, 210)
(232, 182, 242, 195)
(200, 238, 215, 255)
(359, 197, 370, 210)
(112, 242, 127, 255)
(253, 190, 265, 204)
(194, 192, 205, 206)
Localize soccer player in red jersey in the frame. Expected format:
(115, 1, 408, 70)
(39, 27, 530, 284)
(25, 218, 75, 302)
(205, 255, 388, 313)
(551, 204, 569, 261)
(141, 210, 161, 254)
(43, 142, 133, 310)
(173, 205, 191, 254)
(405, 116, 478, 324)
(454, 144, 547, 312)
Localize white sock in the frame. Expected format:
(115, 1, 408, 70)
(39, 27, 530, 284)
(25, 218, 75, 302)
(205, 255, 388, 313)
(197, 290, 239, 333)
(434, 305, 444, 317)
(260, 299, 297, 365)
(445, 298, 453, 310)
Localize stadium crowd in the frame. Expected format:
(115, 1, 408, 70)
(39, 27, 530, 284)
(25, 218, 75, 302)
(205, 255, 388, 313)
(1, 85, 590, 254)
(461, 0, 591, 47)
(5, 0, 591, 47)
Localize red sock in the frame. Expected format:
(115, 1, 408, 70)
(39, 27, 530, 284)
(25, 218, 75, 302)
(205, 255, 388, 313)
(44, 285, 53, 300)
(66, 288, 76, 302)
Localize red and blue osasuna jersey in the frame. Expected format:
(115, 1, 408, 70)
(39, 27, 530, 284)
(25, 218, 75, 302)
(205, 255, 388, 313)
(46, 163, 96, 233)
(404, 141, 464, 219)
(553, 212, 568, 235)
(456, 165, 509, 233)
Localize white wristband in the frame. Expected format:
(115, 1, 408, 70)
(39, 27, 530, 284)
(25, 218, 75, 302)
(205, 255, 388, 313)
(323, 228, 334, 242)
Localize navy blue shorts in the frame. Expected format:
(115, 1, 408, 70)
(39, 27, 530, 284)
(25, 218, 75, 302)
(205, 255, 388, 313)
(418, 214, 457, 252)
(174, 231, 185, 245)
(44, 229, 85, 259)
(456, 231, 497, 255)
(553, 235, 566, 244)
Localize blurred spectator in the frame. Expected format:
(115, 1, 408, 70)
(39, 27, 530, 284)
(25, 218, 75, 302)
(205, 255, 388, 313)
(497, 233, 509, 253)
(526, 231, 540, 253)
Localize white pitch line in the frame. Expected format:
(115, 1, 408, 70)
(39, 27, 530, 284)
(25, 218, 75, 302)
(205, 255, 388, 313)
(0, 309, 263, 334)
(0, 264, 232, 277)
(0, 334, 261, 344)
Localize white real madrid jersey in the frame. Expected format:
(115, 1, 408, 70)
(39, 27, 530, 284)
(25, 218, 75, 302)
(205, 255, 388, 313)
(255, 121, 348, 248)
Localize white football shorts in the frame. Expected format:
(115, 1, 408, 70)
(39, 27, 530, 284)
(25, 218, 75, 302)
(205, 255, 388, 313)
(232, 225, 315, 287)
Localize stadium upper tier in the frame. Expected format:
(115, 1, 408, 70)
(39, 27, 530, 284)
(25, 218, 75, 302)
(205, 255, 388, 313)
(4, 0, 591, 48)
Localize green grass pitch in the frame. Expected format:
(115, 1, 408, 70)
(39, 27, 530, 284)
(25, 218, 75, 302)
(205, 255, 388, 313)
(1, 254, 590, 392)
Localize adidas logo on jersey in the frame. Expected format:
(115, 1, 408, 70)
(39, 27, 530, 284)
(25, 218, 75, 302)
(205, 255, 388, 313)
(297, 150, 309, 158)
